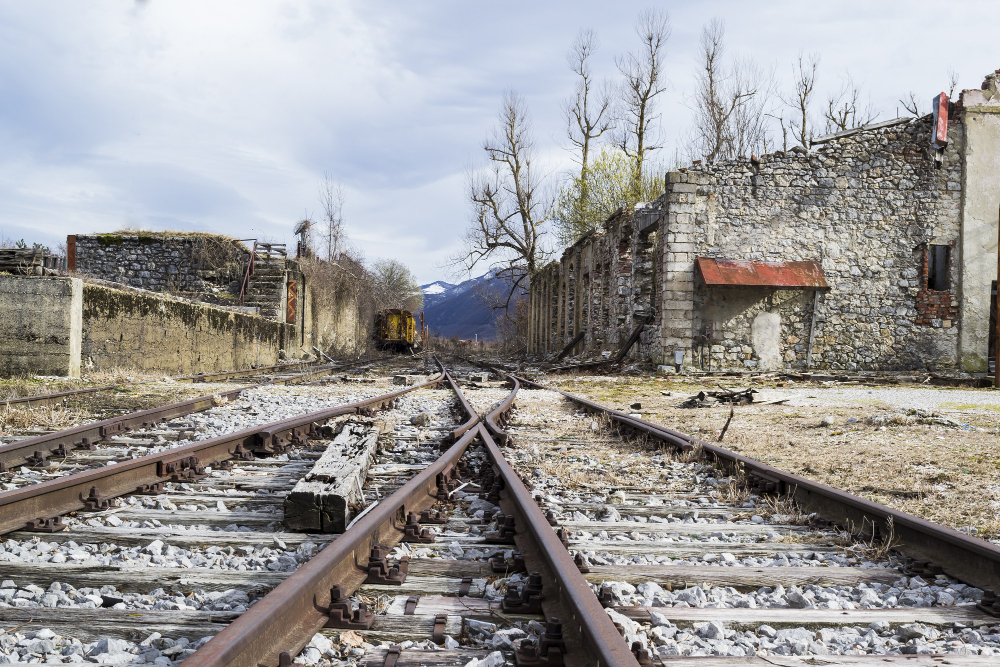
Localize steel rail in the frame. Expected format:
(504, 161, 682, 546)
(1, 385, 116, 409)
(479, 393, 640, 667)
(173, 359, 321, 383)
(515, 374, 1000, 594)
(183, 360, 480, 667)
(0, 365, 446, 535)
(0, 358, 382, 472)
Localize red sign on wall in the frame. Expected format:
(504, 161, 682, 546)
(286, 279, 297, 324)
(932, 93, 949, 149)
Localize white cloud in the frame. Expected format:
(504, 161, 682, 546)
(0, 0, 996, 281)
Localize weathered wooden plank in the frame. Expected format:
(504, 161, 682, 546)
(399, 558, 902, 590)
(617, 604, 995, 629)
(351, 615, 465, 644)
(9, 527, 332, 549)
(0, 607, 237, 642)
(402, 539, 839, 558)
(382, 597, 537, 621)
(380, 596, 994, 629)
(445, 517, 813, 537)
(0, 561, 288, 593)
(583, 563, 903, 590)
(284, 422, 380, 533)
(544, 502, 743, 517)
(649, 657, 1000, 666)
(82, 508, 283, 528)
(358, 648, 491, 667)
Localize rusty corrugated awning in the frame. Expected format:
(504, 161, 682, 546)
(696, 257, 829, 290)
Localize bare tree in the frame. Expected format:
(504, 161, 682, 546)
(899, 92, 922, 117)
(691, 19, 775, 162)
(947, 68, 959, 99)
(823, 74, 878, 133)
(458, 91, 550, 310)
(564, 29, 614, 177)
(371, 258, 423, 312)
(783, 52, 819, 149)
(317, 173, 346, 261)
(613, 8, 671, 173)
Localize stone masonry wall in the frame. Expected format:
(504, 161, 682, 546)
(73, 233, 249, 294)
(673, 115, 962, 372)
(530, 114, 967, 372)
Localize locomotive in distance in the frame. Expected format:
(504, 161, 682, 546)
(375, 309, 423, 352)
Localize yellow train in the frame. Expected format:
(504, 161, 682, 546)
(375, 309, 422, 352)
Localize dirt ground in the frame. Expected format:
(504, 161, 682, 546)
(547, 373, 1000, 542)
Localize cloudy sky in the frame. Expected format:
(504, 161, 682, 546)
(0, 1, 995, 284)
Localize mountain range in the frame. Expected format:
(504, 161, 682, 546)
(420, 271, 506, 341)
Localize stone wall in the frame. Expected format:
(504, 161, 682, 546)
(71, 233, 249, 295)
(0, 275, 82, 377)
(673, 114, 962, 372)
(530, 111, 974, 372)
(81, 283, 285, 374)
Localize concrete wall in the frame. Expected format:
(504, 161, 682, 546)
(0, 275, 82, 377)
(81, 283, 284, 374)
(958, 75, 1000, 371)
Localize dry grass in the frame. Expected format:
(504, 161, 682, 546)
(0, 404, 82, 430)
(550, 376, 1000, 540)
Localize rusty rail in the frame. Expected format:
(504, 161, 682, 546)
(514, 374, 1000, 595)
(478, 394, 640, 666)
(0, 364, 447, 536)
(1, 385, 115, 409)
(0, 358, 382, 473)
(183, 359, 477, 667)
(172, 360, 321, 383)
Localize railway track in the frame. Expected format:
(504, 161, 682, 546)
(0, 358, 998, 665)
(0, 357, 387, 474)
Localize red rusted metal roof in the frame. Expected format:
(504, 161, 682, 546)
(696, 257, 829, 290)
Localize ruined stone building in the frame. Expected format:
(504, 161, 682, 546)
(528, 70, 1000, 374)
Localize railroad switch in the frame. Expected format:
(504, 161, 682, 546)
(364, 545, 408, 585)
(490, 551, 526, 573)
(484, 515, 517, 544)
(322, 584, 374, 629)
(502, 571, 543, 614)
(401, 512, 434, 543)
(514, 618, 566, 666)
(80, 486, 116, 512)
(24, 517, 66, 533)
